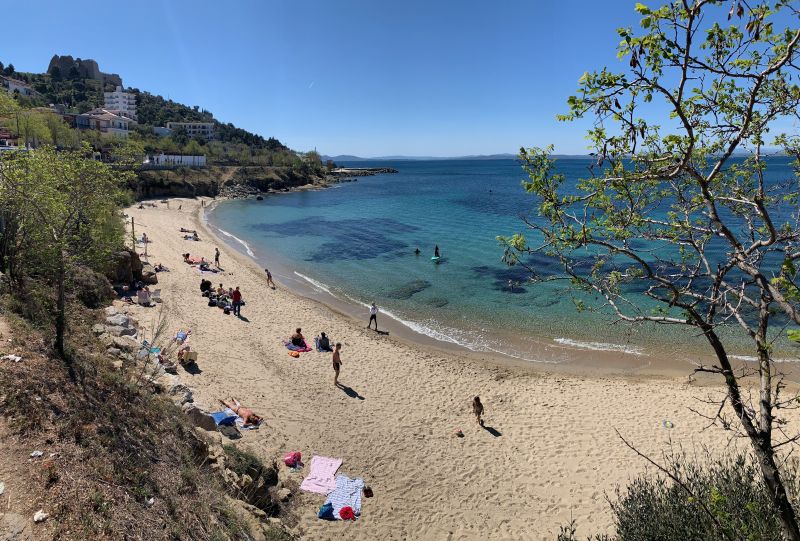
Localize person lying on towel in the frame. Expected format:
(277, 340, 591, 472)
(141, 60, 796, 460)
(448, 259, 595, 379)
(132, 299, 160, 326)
(219, 398, 263, 427)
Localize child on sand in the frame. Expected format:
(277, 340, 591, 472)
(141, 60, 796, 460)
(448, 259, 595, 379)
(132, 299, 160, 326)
(473, 396, 484, 426)
(264, 268, 276, 289)
(332, 343, 343, 387)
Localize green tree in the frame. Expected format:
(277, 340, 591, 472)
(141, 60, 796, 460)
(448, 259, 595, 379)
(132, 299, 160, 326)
(0, 144, 128, 356)
(501, 1, 800, 537)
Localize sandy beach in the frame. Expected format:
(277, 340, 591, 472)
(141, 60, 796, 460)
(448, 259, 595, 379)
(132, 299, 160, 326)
(122, 197, 796, 540)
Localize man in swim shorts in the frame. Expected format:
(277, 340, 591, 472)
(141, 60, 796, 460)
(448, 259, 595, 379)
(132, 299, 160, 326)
(332, 343, 343, 387)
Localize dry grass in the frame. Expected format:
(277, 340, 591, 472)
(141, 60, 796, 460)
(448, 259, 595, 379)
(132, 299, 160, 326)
(0, 303, 253, 540)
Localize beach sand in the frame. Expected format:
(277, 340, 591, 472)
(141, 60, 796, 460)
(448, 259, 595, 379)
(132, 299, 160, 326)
(123, 198, 797, 540)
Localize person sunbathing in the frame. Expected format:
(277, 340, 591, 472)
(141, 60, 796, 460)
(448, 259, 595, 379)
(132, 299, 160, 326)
(291, 328, 305, 347)
(219, 398, 262, 427)
(174, 329, 191, 344)
(183, 253, 191, 263)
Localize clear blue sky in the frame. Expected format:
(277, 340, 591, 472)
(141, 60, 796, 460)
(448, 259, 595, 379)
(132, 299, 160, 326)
(5, 0, 648, 156)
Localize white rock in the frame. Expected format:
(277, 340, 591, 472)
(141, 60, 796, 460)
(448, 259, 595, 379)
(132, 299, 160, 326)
(30, 450, 43, 458)
(33, 510, 48, 522)
(0, 481, 5, 495)
(105, 314, 131, 328)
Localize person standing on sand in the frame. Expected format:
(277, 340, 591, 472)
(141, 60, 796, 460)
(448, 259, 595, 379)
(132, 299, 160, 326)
(367, 303, 378, 330)
(232, 286, 242, 317)
(473, 396, 484, 426)
(214, 247, 220, 268)
(264, 268, 276, 289)
(332, 343, 343, 387)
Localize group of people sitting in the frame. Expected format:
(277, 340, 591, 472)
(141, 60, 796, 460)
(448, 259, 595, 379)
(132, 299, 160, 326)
(180, 228, 200, 241)
(200, 279, 243, 316)
(289, 328, 334, 352)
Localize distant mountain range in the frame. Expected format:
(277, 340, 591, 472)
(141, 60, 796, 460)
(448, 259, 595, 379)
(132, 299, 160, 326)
(324, 148, 788, 163)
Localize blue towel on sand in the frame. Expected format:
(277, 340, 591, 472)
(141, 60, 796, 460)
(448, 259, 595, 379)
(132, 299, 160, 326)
(211, 409, 237, 426)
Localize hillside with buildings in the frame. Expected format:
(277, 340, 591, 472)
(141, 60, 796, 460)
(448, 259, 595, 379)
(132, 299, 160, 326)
(0, 55, 336, 196)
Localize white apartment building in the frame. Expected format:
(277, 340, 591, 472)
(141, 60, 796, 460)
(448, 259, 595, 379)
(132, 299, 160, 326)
(166, 121, 215, 140)
(104, 86, 137, 120)
(0, 76, 36, 97)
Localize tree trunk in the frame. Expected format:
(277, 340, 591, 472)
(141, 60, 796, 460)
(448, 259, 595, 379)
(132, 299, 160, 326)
(703, 325, 800, 540)
(54, 255, 66, 357)
(755, 439, 800, 541)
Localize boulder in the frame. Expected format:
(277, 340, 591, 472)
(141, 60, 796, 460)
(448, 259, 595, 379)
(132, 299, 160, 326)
(140, 263, 158, 285)
(184, 405, 217, 432)
(72, 266, 115, 308)
(92, 324, 107, 336)
(106, 325, 136, 337)
(105, 314, 131, 328)
(106, 347, 121, 357)
(112, 336, 139, 352)
(108, 249, 143, 284)
(168, 383, 193, 405)
(276, 487, 292, 502)
(104, 305, 119, 317)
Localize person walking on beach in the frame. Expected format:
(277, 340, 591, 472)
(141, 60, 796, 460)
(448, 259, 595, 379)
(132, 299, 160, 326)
(214, 247, 220, 268)
(232, 286, 242, 317)
(332, 343, 343, 387)
(473, 396, 484, 426)
(367, 302, 378, 330)
(264, 268, 276, 289)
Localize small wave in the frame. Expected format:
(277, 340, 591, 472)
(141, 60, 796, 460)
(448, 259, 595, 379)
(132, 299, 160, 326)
(292, 273, 554, 362)
(217, 228, 256, 258)
(730, 354, 798, 363)
(554, 337, 644, 356)
(294, 272, 335, 296)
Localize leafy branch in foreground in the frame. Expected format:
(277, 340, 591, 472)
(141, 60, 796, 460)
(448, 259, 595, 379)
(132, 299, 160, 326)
(0, 144, 130, 357)
(501, 1, 800, 538)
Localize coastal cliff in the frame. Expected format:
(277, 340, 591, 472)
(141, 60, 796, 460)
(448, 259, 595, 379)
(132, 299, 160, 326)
(132, 165, 398, 200)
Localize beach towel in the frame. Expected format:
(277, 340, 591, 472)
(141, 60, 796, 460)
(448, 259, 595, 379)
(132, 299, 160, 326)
(210, 409, 237, 426)
(324, 475, 364, 519)
(283, 340, 312, 353)
(300, 456, 343, 495)
(210, 408, 263, 430)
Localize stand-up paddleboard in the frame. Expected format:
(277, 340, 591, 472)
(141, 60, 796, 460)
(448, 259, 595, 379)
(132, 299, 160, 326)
(431, 256, 441, 263)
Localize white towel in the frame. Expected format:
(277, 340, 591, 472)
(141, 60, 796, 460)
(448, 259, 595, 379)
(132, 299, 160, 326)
(325, 474, 364, 518)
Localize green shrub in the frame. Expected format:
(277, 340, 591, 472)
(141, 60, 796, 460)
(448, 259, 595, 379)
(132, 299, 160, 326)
(569, 452, 800, 541)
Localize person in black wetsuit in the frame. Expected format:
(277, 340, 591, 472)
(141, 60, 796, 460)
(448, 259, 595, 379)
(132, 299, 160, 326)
(434, 245, 440, 258)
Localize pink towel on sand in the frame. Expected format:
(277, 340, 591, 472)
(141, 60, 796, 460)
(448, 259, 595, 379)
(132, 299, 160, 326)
(300, 456, 343, 495)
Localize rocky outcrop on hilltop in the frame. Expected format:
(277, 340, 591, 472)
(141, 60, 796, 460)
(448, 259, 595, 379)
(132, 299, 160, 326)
(47, 54, 122, 86)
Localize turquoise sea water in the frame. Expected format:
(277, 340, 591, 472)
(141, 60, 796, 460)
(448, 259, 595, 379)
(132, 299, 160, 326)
(207, 158, 799, 365)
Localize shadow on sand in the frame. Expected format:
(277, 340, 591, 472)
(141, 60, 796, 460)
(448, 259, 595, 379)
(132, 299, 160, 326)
(482, 425, 502, 438)
(337, 383, 365, 400)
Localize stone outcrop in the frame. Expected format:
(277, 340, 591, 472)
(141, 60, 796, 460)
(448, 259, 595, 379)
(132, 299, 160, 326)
(108, 249, 144, 285)
(72, 266, 116, 308)
(47, 55, 122, 87)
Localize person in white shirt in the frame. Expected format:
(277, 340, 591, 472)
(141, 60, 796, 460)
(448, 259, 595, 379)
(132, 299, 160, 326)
(367, 302, 378, 330)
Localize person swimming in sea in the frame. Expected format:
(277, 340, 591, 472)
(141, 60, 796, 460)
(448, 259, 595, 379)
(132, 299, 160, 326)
(434, 245, 440, 258)
(414, 248, 421, 256)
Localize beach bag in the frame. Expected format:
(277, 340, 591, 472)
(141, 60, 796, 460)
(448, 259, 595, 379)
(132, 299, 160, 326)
(283, 451, 301, 468)
(288, 351, 300, 358)
(208, 299, 217, 307)
(223, 307, 230, 315)
(318, 502, 335, 521)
